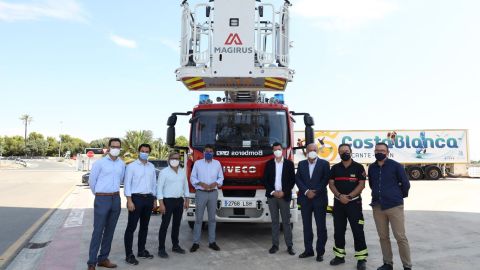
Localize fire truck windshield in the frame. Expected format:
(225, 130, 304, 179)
(191, 109, 289, 149)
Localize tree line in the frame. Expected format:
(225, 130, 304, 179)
(0, 130, 188, 160)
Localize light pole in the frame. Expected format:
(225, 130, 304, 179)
(58, 121, 63, 157)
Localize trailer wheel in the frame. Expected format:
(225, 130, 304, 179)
(407, 166, 424, 180)
(425, 166, 442, 180)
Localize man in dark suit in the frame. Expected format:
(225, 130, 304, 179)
(295, 143, 330, 262)
(263, 142, 296, 255)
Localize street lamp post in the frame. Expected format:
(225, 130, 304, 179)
(58, 121, 63, 157)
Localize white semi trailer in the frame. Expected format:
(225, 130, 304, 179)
(294, 129, 469, 180)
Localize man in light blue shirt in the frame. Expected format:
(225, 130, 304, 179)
(190, 144, 224, 253)
(123, 143, 157, 265)
(87, 138, 125, 270)
(157, 151, 190, 258)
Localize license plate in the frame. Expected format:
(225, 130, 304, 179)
(223, 200, 255, 208)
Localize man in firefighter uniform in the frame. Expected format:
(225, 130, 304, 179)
(328, 144, 368, 270)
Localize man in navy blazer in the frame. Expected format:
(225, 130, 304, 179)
(295, 143, 330, 262)
(263, 142, 296, 255)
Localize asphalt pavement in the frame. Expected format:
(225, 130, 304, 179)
(0, 159, 80, 266)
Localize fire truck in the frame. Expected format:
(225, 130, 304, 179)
(166, 0, 314, 228)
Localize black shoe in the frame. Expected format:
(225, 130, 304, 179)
(357, 260, 367, 270)
(316, 255, 324, 262)
(190, 243, 199, 253)
(172, 245, 186, 254)
(377, 263, 393, 270)
(157, 249, 169, 258)
(269, 245, 279, 254)
(330, 256, 345, 265)
(208, 242, 220, 251)
(298, 251, 314, 258)
(404, 268, 412, 270)
(287, 246, 296, 256)
(125, 254, 139, 265)
(137, 249, 154, 259)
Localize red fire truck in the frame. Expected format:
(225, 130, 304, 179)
(166, 0, 314, 227)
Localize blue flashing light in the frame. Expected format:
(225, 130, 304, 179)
(274, 94, 284, 104)
(199, 94, 209, 104)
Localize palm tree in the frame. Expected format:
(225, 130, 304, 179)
(19, 114, 33, 148)
(122, 130, 155, 160)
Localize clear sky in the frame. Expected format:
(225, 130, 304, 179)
(0, 0, 479, 160)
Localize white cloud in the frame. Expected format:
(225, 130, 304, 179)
(159, 38, 180, 54)
(109, 34, 138, 49)
(292, 0, 398, 31)
(0, 0, 87, 22)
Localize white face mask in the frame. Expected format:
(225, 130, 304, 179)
(109, 148, 121, 157)
(307, 151, 318, 160)
(273, 150, 283, 158)
(169, 159, 180, 168)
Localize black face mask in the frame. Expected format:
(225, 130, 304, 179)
(340, 153, 351, 161)
(375, 153, 387, 161)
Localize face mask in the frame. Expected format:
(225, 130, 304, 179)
(109, 148, 120, 157)
(307, 151, 317, 160)
(204, 152, 213, 160)
(169, 159, 179, 167)
(273, 150, 283, 158)
(340, 153, 351, 161)
(139, 152, 149, 160)
(375, 153, 387, 161)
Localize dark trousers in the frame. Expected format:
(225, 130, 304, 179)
(333, 199, 368, 260)
(158, 198, 184, 250)
(299, 196, 328, 255)
(124, 194, 154, 256)
(88, 195, 121, 265)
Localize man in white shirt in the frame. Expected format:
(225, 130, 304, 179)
(123, 144, 157, 265)
(189, 144, 224, 252)
(157, 152, 190, 258)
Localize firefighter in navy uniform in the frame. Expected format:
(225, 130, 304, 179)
(328, 143, 368, 270)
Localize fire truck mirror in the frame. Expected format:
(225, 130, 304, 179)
(304, 115, 314, 126)
(167, 115, 177, 126)
(305, 126, 314, 145)
(167, 126, 176, 147)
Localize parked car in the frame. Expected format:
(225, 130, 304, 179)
(82, 172, 90, 185)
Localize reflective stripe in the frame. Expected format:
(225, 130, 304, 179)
(333, 246, 346, 258)
(354, 249, 368, 260)
(358, 219, 365, 225)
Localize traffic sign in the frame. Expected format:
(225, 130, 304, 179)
(86, 151, 94, 158)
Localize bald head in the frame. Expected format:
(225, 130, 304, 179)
(306, 143, 318, 152)
(306, 143, 318, 162)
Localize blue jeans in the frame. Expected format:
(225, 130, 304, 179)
(87, 195, 121, 265)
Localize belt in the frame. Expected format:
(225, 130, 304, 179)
(132, 193, 154, 198)
(197, 189, 217, 193)
(95, 192, 119, 196)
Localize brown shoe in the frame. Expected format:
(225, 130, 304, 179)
(88, 265, 96, 270)
(97, 259, 117, 268)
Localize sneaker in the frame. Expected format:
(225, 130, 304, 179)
(125, 254, 139, 265)
(172, 245, 186, 254)
(208, 242, 220, 251)
(377, 263, 393, 270)
(190, 243, 199, 253)
(357, 260, 367, 270)
(330, 256, 345, 265)
(137, 250, 154, 259)
(157, 249, 169, 258)
(269, 245, 279, 254)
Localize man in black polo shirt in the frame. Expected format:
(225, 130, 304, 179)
(328, 144, 368, 270)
